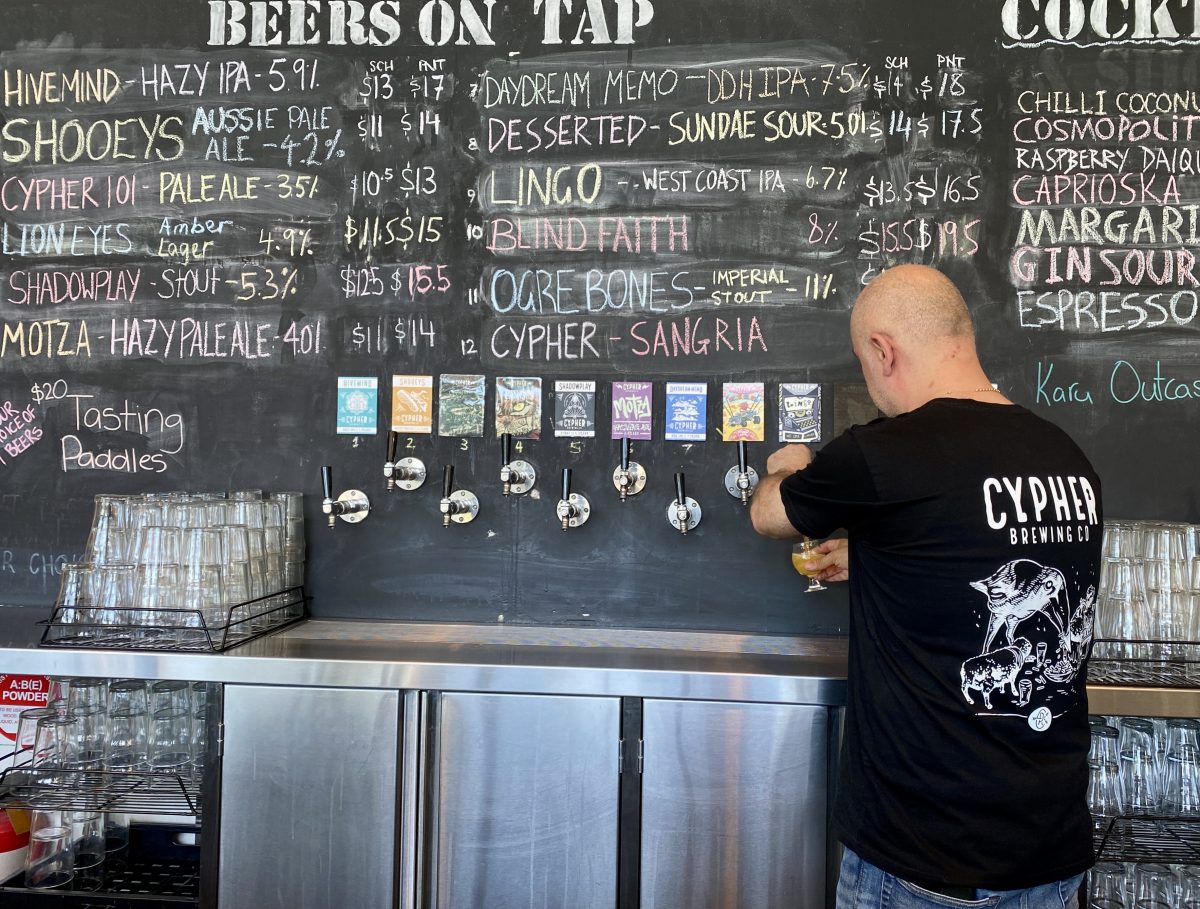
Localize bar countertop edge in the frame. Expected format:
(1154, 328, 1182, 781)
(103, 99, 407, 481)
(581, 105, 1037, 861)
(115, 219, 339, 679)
(0, 611, 1193, 714)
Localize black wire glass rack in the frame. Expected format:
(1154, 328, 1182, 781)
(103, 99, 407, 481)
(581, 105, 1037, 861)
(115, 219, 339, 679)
(1088, 639, 1200, 687)
(1095, 815, 1200, 865)
(37, 587, 308, 653)
(0, 757, 201, 817)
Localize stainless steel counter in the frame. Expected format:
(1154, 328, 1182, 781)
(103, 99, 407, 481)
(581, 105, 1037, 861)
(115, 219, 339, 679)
(0, 612, 1193, 714)
(0, 617, 849, 704)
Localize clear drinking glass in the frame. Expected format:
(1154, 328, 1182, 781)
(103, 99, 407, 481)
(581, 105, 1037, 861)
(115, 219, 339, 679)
(221, 561, 253, 639)
(66, 678, 105, 717)
(791, 538, 827, 593)
(230, 499, 267, 529)
(182, 528, 222, 570)
(69, 810, 105, 870)
(219, 524, 251, 564)
(183, 565, 224, 633)
(46, 677, 71, 715)
(25, 809, 74, 889)
(104, 813, 129, 853)
(1120, 718, 1161, 813)
(1090, 725, 1125, 817)
(13, 707, 57, 757)
(149, 681, 192, 768)
(1162, 718, 1200, 816)
(1088, 861, 1127, 908)
(54, 563, 96, 639)
(105, 680, 148, 770)
(133, 525, 183, 567)
(1103, 520, 1142, 559)
(1143, 523, 1187, 562)
(33, 715, 79, 771)
(91, 564, 136, 634)
(1179, 867, 1200, 908)
(1132, 863, 1173, 907)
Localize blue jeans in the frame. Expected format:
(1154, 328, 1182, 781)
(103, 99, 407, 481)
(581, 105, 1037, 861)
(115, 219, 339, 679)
(835, 847, 1084, 909)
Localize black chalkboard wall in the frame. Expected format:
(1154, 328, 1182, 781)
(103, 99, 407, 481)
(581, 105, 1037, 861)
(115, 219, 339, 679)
(2, 0, 1196, 632)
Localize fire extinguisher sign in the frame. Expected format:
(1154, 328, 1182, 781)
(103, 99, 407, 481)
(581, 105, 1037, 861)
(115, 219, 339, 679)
(0, 675, 49, 743)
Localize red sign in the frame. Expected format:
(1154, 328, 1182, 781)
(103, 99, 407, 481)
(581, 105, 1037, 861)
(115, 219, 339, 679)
(0, 675, 49, 743)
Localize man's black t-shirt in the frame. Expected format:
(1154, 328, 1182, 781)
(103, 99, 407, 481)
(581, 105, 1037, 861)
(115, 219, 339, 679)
(780, 398, 1102, 890)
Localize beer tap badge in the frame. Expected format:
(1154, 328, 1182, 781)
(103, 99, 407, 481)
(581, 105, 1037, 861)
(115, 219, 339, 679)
(722, 383, 765, 442)
(391, 375, 433, 434)
(495, 377, 542, 440)
(665, 383, 708, 441)
(779, 383, 821, 443)
(438, 374, 486, 438)
(554, 381, 597, 438)
(611, 382, 653, 440)
(336, 377, 378, 435)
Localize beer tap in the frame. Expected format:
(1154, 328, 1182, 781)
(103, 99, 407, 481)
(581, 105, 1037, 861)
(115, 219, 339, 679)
(499, 432, 536, 496)
(666, 471, 701, 534)
(611, 437, 647, 502)
(439, 465, 479, 528)
(555, 468, 591, 531)
(383, 430, 427, 492)
(724, 441, 759, 504)
(320, 465, 371, 528)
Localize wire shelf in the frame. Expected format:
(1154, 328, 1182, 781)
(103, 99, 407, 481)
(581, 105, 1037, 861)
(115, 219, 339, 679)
(37, 587, 308, 653)
(0, 823, 200, 905)
(0, 765, 201, 816)
(1095, 815, 1200, 865)
(1089, 639, 1200, 688)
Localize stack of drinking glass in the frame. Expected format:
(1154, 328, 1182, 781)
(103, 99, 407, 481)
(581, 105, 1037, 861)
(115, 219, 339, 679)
(1088, 860, 1200, 908)
(2, 677, 204, 891)
(1089, 715, 1200, 819)
(50, 490, 305, 649)
(1088, 716, 1200, 908)
(1095, 521, 1200, 668)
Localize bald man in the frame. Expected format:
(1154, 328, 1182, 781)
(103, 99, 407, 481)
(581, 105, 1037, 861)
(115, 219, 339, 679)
(751, 266, 1101, 908)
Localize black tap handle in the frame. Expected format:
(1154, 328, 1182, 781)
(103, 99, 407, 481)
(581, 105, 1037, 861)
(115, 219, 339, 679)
(674, 472, 686, 505)
(443, 464, 455, 498)
(738, 441, 748, 474)
(501, 432, 512, 466)
(387, 431, 398, 462)
(561, 468, 573, 502)
(621, 437, 630, 472)
(321, 466, 333, 501)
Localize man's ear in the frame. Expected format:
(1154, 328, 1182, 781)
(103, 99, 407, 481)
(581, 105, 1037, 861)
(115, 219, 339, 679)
(869, 332, 897, 377)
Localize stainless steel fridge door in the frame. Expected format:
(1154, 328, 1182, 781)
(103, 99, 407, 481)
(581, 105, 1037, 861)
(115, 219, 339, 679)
(428, 692, 621, 909)
(640, 700, 828, 909)
(218, 685, 400, 909)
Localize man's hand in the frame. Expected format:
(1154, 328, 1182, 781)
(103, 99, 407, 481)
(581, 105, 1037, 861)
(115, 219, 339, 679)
(766, 444, 813, 476)
(801, 538, 849, 583)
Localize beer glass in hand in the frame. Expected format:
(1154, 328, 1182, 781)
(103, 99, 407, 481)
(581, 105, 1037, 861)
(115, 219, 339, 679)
(792, 538, 827, 593)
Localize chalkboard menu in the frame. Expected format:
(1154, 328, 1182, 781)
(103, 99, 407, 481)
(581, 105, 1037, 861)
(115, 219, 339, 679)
(1, 0, 1195, 632)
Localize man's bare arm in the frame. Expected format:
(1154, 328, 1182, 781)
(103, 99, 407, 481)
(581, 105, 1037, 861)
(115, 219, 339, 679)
(749, 444, 813, 539)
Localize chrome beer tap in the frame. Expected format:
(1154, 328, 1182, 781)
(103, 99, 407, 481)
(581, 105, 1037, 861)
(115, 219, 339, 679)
(383, 430, 427, 492)
(439, 465, 479, 528)
(611, 437, 647, 502)
(320, 465, 371, 528)
(724, 441, 759, 505)
(667, 471, 701, 535)
(499, 432, 536, 496)
(555, 468, 591, 531)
